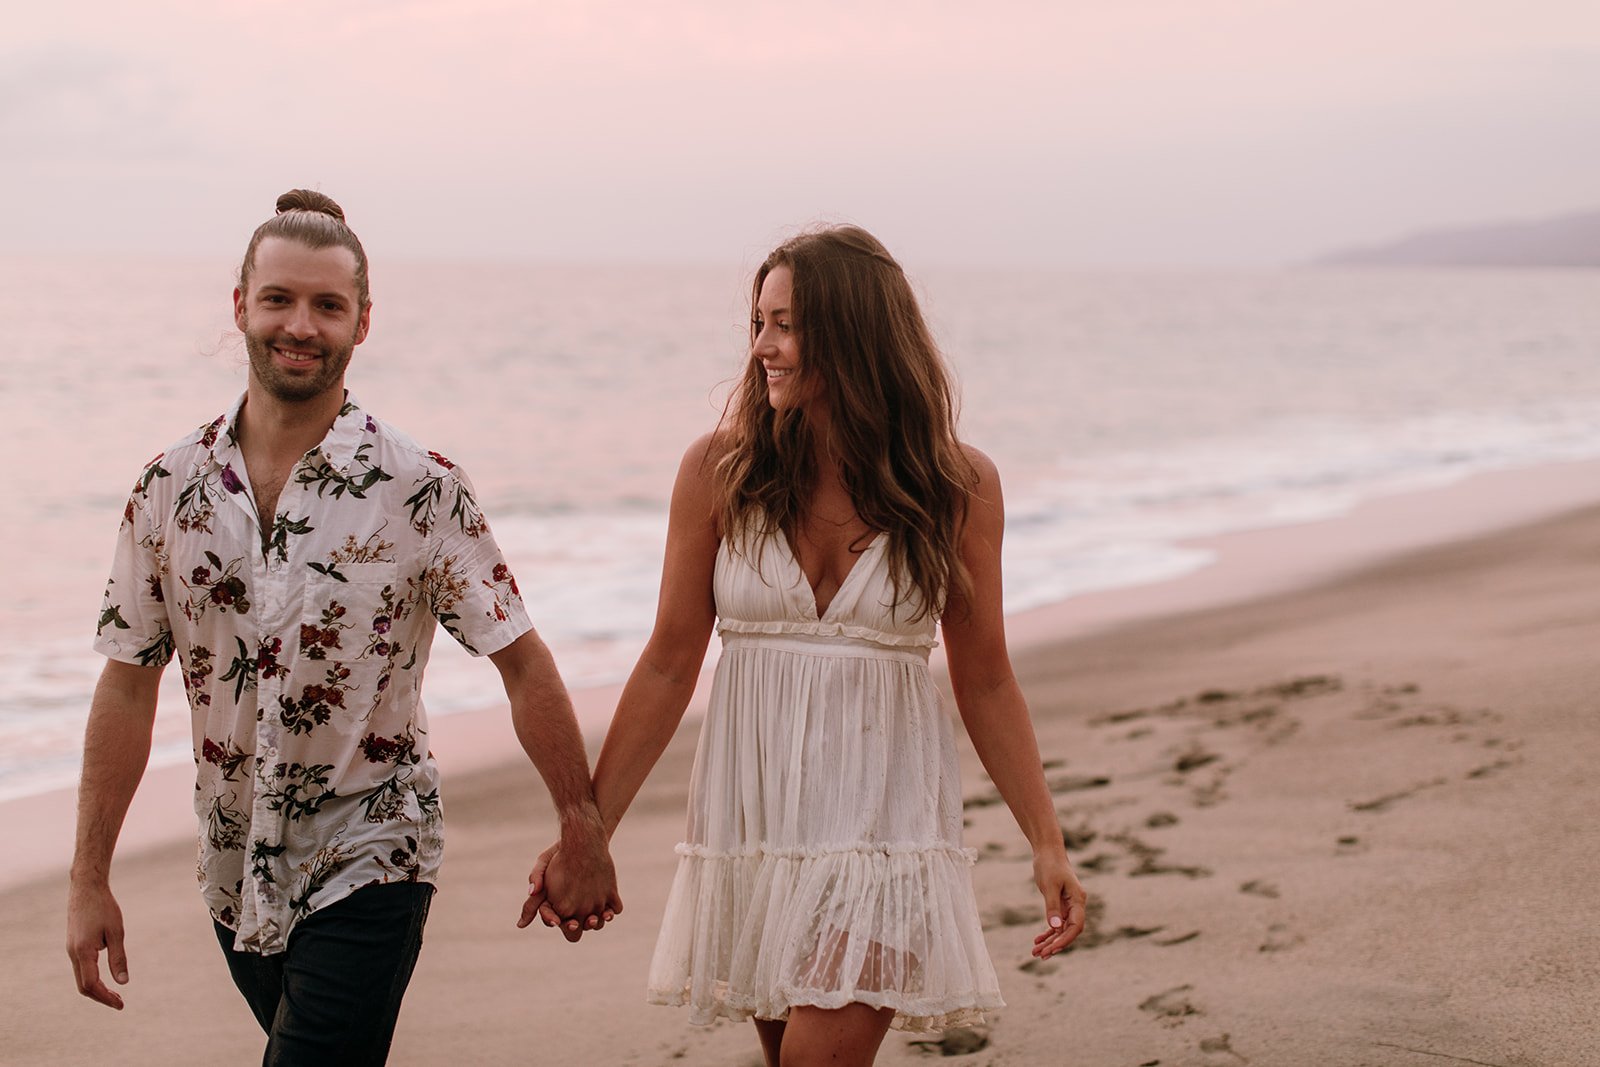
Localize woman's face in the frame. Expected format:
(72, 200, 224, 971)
(752, 265, 813, 413)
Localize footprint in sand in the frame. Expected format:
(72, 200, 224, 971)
(1465, 757, 1519, 780)
(1064, 819, 1098, 846)
(1348, 776, 1448, 812)
(1077, 851, 1119, 873)
(1153, 930, 1200, 946)
(963, 769, 1109, 810)
(1258, 923, 1304, 953)
(1172, 743, 1222, 773)
(1188, 767, 1232, 808)
(1105, 830, 1213, 879)
(1139, 984, 1201, 1027)
(1334, 834, 1367, 856)
(1057, 894, 1198, 954)
(981, 904, 1041, 930)
(906, 1026, 990, 1056)
(1199, 1032, 1250, 1064)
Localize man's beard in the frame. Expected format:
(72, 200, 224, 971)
(243, 327, 357, 403)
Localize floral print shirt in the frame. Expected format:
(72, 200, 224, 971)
(94, 393, 531, 954)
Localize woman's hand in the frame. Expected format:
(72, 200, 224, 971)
(1030, 846, 1087, 959)
(517, 842, 560, 931)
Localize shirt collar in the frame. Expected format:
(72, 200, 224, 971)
(318, 394, 374, 474)
(205, 391, 374, 476)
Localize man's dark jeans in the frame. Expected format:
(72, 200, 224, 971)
(213, 881, 434, 1067)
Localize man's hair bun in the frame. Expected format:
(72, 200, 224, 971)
(275, 189, 348, 224)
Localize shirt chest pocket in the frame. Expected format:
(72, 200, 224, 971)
(299, 562, 403, 664)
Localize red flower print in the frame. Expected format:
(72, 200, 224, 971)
(360, 732, 407, 763)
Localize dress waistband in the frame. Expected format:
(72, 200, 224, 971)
(719, 630, 931, 664)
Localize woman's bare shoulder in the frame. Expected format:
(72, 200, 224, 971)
(957, 441, 1002, 499)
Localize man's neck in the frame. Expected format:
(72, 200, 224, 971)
(237, 381, 345, 466)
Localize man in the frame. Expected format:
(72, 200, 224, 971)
(66, 190, 619, 1064)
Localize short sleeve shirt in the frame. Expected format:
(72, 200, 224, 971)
(94, 393, 531, 954)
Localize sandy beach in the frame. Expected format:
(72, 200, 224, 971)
(6, 472, 1599, 1067)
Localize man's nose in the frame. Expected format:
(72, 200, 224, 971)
(285, 303, 317, 338)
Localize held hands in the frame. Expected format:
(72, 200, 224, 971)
(517, 832, 623, 942)
(67, 882, 130, 1010)
(1031, 847, 1088, 960)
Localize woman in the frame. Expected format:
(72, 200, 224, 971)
(527, 226, 1085, 1066)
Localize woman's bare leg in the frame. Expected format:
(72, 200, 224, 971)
(754, 1017, 787, 1067)
(758, 1003, 895, 1066)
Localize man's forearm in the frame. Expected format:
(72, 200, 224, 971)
(497, 632, 603, 824)
(72, 663, 161, 886)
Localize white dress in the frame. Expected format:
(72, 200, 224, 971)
(646, 530, 1003, 1032)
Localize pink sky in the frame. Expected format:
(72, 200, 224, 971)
(5, 0, 1599, 266)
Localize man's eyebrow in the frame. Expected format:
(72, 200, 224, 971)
(256, 284, 351, 300)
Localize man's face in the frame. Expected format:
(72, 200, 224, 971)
(233, 236, 370, 404)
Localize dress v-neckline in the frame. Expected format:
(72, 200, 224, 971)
(779, 531, 881, 621)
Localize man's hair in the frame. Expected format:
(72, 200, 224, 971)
(714, 224, 976, 620)
(238, 189, 371, 309)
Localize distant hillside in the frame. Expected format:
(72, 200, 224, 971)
(1316, 209, 1600, 267)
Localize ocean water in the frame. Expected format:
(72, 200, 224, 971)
(4, 256, 1599, 802)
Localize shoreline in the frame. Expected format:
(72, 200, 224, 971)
(10, 455, 1599, 894)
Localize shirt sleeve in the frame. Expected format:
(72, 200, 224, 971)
(93, 460, 176, 668)
(421, 464, 533, 657)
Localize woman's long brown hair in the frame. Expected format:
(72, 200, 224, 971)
(714, 225, 976, 620)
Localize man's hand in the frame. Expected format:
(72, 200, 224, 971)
(67, 882, 130, 1009)
(546, 825, 622, 941)
(517, 822, 623, 942)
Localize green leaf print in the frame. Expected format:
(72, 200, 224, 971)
(135, 628, 174, 666)
(219, 636, 258, 700)
(264, 514, 315, 563)
(250, 839, 287, 885)
(262, 762, 338, 822)
(295, 442, 392, 500)
(97, 603, 131, 634)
